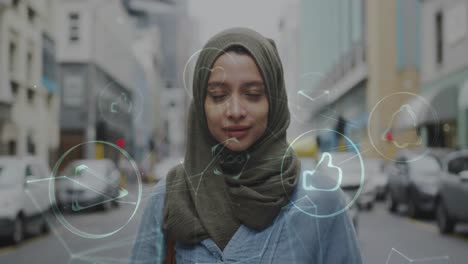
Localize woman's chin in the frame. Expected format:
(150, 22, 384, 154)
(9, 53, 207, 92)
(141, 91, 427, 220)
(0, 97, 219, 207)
(225, 140, 250, 152)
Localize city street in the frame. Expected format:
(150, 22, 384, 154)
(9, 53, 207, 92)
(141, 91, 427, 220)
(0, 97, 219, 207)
(1, 0, 467, 263)
(1, 184, 467, 264)
(0, 183, 152, 264)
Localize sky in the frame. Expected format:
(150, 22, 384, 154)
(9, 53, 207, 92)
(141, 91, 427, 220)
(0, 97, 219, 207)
(188, 0, 285, 45)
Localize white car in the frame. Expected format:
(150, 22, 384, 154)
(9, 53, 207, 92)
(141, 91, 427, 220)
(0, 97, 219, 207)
(55, 159, 122, 212)
(0, 156, 52, 244)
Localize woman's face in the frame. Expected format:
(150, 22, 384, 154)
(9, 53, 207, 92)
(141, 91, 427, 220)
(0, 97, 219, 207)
(204, 52, 269, 152)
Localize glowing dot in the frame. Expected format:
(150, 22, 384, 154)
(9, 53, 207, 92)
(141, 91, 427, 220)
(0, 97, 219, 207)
(116, 138, 126, 148)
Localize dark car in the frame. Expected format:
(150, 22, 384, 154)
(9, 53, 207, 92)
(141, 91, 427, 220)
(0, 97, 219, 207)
(386, 151, 442, 218)
(436, 150, 468, 234)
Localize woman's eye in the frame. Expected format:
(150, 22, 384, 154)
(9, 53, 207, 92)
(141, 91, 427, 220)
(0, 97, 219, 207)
(211, 94, 227, 102)
(246, 93, 262, 100)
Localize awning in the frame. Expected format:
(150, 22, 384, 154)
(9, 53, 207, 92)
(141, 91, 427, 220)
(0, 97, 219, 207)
(395, 86, 458, 130)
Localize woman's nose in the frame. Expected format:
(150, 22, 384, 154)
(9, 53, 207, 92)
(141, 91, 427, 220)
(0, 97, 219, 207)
(226, 96, 246, 119)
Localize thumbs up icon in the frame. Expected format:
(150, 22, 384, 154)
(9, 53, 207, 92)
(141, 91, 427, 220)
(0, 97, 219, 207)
(302, 152, 343, 191)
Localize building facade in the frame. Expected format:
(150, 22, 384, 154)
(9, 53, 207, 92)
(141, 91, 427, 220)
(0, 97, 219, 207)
(0, 0, 60, 166)
(298, 0, 423, 159)
(297, 0, 367, 153)
(420, 0, 468, 149)
(125, 0, 194, 157)
(56, 0, 142, 162)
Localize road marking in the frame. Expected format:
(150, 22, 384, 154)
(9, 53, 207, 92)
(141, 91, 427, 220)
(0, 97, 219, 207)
(0, 233, 48, 256)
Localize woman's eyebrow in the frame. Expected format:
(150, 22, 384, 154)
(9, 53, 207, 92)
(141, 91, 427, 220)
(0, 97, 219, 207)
(242, 81, 265, 89)
(207, 81, 227, 88)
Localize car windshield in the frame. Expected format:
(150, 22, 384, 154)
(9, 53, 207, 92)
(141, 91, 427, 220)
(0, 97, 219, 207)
(448, 156, 468, 175)
(0, 162, 20, 187)
(63, 161, 108, 179)
(411, 156, 440, 180)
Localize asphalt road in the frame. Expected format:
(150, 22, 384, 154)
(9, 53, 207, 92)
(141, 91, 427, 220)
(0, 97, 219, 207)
(0, 182, 153, 264)
(1, 186, 467, 264)
(358, 202, 468, 264)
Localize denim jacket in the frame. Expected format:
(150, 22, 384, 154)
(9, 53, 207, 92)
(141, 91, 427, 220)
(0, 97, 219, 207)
(130, 166, 363, 264)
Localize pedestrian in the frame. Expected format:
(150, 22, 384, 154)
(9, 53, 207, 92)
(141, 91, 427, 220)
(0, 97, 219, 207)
(130, 27, 362, 264)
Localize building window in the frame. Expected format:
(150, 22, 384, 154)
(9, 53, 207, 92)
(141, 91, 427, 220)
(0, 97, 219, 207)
(47, 93, 54, 108)
(27, 134, 35, 155)
(42, 34, 58, 93)
(27, 6, 36, 24)
(63, 74, 84, 107)
(26, 51, 33, 82)
(8, 140, 16, 155)
(10, 81, 19, 97)
(9, 41, 17, 74)
(436, 11, 444, 65)
(69, 12, 80, 43)
(27, 88, 35, 104)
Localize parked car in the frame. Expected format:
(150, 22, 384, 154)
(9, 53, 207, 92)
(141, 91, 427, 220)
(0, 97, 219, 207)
(386, 151, 441, 218)
(152, 156, 184, 182)
(56, 159, 122, 212)
(366, 159, 388, 201)
(436, 150, 468, 234)
(0, 156, 51, 244)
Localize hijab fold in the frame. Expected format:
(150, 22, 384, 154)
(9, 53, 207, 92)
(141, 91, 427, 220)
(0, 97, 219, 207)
(163, 28, 299, 250)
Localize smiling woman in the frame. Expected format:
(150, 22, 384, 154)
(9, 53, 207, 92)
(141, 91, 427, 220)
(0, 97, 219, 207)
(130, 28, 362, 264)
(205, 45, 269, 152)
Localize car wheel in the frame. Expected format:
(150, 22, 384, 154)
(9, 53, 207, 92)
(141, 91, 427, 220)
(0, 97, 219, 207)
(378, 189, 387, 201)
(101, 200, 112, 211)
(12, 216, 24, 245)
(112, 189, 120, 208)
(366, 202, 374, 211)
(387, 192, 398, 213)
(40, 217, 50, 234)
(407, 198, 420, 218)
(436, 200, 455, 234)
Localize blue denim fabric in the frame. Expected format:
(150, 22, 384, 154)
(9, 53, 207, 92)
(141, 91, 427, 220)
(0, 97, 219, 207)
(130, 167, 363, 264)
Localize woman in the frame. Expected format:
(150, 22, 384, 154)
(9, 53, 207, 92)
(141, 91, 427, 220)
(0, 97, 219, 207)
(130, 28, 362, 264)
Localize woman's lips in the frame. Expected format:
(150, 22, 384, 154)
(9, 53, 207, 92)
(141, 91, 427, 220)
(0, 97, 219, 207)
(225, 126, 250, 138)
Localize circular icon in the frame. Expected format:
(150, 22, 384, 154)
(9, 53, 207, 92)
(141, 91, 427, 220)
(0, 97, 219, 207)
(98, 82, 144, 128)
(367, 92, 440, 162)
(281, 129, 365, 218)
(49, 141, 142, 239)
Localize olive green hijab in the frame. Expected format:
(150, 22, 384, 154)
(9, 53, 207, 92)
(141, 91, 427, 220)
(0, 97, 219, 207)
(163, 28, 299, 250)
